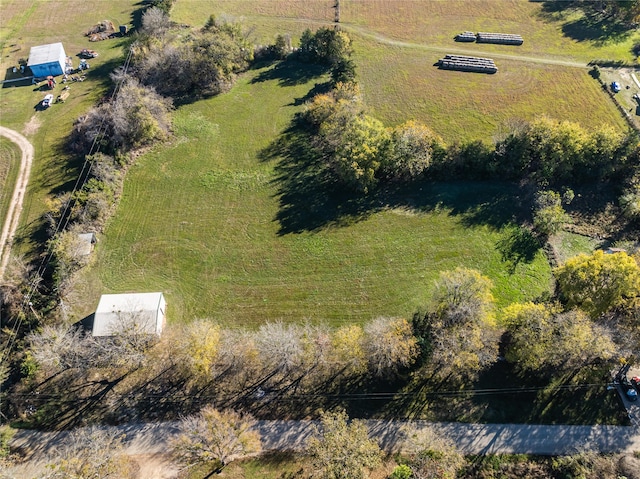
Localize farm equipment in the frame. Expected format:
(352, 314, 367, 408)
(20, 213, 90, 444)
(79, 48, 98, 58)
(56, 90, 70, 103)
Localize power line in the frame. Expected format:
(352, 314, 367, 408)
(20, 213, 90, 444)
(0, 45, 136, 368)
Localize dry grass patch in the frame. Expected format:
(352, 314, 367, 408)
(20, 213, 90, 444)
(354, 35, 626, 141)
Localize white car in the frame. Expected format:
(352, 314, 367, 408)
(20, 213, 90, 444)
(42, 94, 54, 108)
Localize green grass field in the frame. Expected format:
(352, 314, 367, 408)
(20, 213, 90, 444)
(0, 0, 138, 258)
(173, 0, 627, 142)
(0, 0, 626, 326)
(78, 63, 551, 325)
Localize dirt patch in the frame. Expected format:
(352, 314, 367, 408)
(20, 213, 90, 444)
(131, 454, 180, 479)
(22, 115, 41, 136)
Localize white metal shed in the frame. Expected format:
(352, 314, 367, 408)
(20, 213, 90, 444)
(93, 292, 166, 337)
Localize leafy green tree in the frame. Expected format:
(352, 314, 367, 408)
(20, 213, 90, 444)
(319, 113, 390, 193)
(132, 17, 252, 100)
(554, 250, 640, 317)
(494, 117, 629, 184)
(532, 189, 570, 237)
(384, 121, 445, 181)
(503, 302, 616, 372)
(307, 409, 382, 479)
(414, 268, 498, 382)
(330, 57, 357, 86)
(172, 407, 261, 473)
(299, 28, 353, 66)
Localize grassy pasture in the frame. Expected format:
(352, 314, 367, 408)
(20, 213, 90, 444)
(340, 0, 640, 63)
(173, 1, 627, 143)
(0, 0, 138, 257)
(81, 62, 552, 326)
(353, 35, 626, 141)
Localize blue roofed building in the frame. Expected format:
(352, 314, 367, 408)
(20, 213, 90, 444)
(27, 42, 66, 77)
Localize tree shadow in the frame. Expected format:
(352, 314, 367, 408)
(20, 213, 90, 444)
(561, 16, 633, 45)
(496, 226, 541, 273)
(263, 120, 525, 235)
(260, 121, 380, 235)
(536, 1, 634, 45)
(250, 60, 328, 87)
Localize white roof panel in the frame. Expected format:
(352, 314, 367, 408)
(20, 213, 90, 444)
(27, 42, 65, 66)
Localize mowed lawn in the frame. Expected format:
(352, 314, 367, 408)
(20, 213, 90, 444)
(0, 0, 139, 257)
(173, 0, 627, 143)
(86, 63, 551, 326)
(353, 35, 627, 141)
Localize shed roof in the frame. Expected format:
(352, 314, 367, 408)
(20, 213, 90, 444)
(93, 292, 165, 337)
(76, 232, 97, 256)
(27, 42, 65, 66)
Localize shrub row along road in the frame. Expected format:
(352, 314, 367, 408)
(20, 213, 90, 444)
(0, 127, 34, 280)
(11, 420, 640, 459)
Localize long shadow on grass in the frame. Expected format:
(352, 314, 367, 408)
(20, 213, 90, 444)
(262, 120, 524, 236)
(250, 60, 328, 87)
(260, 122, 382, 235)
(537, 1, 633, 45)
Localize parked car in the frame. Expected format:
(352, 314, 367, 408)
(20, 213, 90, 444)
(611, 81, 621, 93)
(42, 94, 54, 108)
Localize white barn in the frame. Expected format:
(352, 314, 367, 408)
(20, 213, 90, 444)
(93, 292, 166, 337)
(27, 42, 67, 77)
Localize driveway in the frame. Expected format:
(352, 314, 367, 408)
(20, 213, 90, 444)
(0, 126, 34, 280)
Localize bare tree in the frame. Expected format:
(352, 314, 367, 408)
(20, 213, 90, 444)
(399, 424, 464, 479)
(141, 6, 170, 37)
(254, 321, 304, 373)
(27, 323, 95, 374)
(172, 406, 261, 473)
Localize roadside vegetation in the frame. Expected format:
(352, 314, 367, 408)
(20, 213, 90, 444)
(1, 1, 640, 476)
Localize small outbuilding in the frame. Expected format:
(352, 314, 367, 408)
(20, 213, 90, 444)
(27, 42, 67, 77)
(76, 232, 97, 256)
(93, 292, 166, 337)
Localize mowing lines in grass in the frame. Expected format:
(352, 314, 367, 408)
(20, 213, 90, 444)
(90, 64, 551, 326)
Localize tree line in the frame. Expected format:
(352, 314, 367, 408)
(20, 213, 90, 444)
(13, 253, 640, 428)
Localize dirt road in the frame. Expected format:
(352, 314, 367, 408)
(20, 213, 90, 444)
(11, 419, 640, 458)
(0, 126, 34, 280)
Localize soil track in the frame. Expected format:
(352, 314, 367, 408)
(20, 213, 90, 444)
(0, 126, 34, 280)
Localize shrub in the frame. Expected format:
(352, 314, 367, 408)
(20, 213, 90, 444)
(390, 464, 412, 479)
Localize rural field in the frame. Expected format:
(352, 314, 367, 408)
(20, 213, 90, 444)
(0, 0, 140, 258)
(71, 0, 631, 325)
(0, 2, 637, 471)
(0, 2, 633, 328)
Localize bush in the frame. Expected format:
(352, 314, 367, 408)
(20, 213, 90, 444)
(390, 464, 412, 479)
(131, 17, 253, 100)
